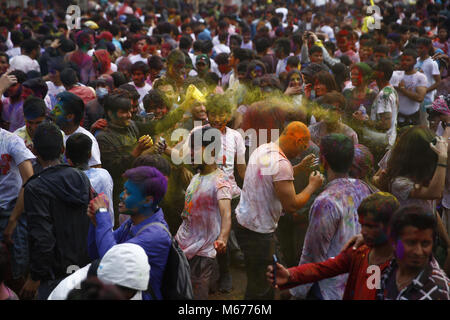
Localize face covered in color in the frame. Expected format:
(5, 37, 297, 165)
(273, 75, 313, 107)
(119, 180, 152, 215)
(359, 213, 388, 247)
(394, 226, 434, 272)
(51, 102, 69, 129)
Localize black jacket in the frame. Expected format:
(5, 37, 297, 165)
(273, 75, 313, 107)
(24, 164, 92, 281)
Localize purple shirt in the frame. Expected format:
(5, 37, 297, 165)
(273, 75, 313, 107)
(290, 178, 372, 300)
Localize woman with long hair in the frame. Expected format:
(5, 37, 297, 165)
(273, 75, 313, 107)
(311, 70, 339, 100)
(380, 126, 447, 210)
(378, 125, 450, 264)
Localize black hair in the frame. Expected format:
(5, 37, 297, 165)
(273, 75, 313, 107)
(9, 70, 27, 84)
(324, 41, 336, 53)
(142, 89, 167, 112)
(416, 37, 432, 47)
(309, 45, 322, 55)
(55, 91, 85, 125)
(390, 206, 437, 242)
(66, 132, 92, 166)
(201, 40, 214, 54)
(130, 61, 150, 74)
(193, 40, 204, 52)
(286, 56, 299, 68)
(48, 57, 67, 73)
(205, 72, 220, 86)
(373, 44, 389, 55)
(387, 33, 401, 43)
(357, 192, 400, 226)
(148, 55, 164, 70)
(232, 48, 254, 63)
(33, 122, 64, 161)
(320, 133, 355, 174)
(23, 96, 47, 120)
(189, 125, 222, 150)
(132, 154, 171, 177)
(24, 77, 48, 96)
(375, 58, 394, 81)
(255, 37, 271, 54)
(214, 52, 229, 65)
(274, 38, 291, 56)
(218, 32, 229, 43)
(111, 72, 128, 88)
(118, 83, 140, 102)
(0, 52, 9, 64)
(103, 90, 132, 115)
(21, 38, 40, 54)
(229, 34, 242, 46)
(179, 35, 193, 51)
(331, 63, 350, 91)
(10, 30, 23, 46)
(60, 68, 78, 87)
(402, 48, 418, 60)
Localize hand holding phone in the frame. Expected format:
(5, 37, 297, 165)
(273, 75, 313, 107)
(272, 254, 278, 287)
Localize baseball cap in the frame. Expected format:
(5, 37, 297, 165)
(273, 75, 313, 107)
(97, 243, 150, 291)
(196, 54, 210, 67)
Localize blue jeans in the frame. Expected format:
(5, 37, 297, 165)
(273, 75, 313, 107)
(0, 208, 29, 280)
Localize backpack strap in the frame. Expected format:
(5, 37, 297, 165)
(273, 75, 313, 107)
(135, 222, 172, 300)
(135, 222, 172, 238)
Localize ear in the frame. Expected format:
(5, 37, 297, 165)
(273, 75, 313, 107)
(144, 195, 154, 205)
(61, 145, 65, 156)
(67, 158, 74, 166)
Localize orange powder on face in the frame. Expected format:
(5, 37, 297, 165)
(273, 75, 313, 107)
(284, 121, 310, 148)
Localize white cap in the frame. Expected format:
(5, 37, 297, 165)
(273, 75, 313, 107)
(97, 243, 150, 291)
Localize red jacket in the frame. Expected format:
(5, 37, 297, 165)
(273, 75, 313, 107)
(280, 245, 390, 300)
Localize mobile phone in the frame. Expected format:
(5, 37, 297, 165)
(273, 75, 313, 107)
(272, 254, 278, 286)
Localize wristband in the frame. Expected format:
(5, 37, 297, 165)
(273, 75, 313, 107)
(314, 40, 323, 47)
(437, 163, 448, 168)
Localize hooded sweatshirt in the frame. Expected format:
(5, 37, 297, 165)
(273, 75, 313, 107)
(24, 164, 92, 282)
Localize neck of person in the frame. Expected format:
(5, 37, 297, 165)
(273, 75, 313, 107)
(326, 168, 348, 182)
(53, 78, 63, 86)
(405, 68, 416, 75)
(63, 124, 79, 136)
(135, 81, 145, 88)
(130, 213, 148, 226)
(396, 263, 423, 285)
(40, 158, 61, 169)
(76, 162, 90, 171)
(377, 80, 390, 91)
(200, 163, 217, 175)
(370, 241, 393, 264)
(420, 54, 429, 61)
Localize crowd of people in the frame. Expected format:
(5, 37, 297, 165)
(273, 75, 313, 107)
(0, 0, 450, 300)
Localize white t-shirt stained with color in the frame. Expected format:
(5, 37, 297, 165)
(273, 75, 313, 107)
(0, 128, 35, 209)
(175, 169, 232, 260)
(235, 142, 294, 234)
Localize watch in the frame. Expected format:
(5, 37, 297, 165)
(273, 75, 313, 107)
(96, 208, 108, 214)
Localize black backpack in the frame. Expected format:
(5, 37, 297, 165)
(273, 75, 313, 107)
(136, 222, 193, 300)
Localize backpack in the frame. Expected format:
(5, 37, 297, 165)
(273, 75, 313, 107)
(136, 222, 193, 300)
